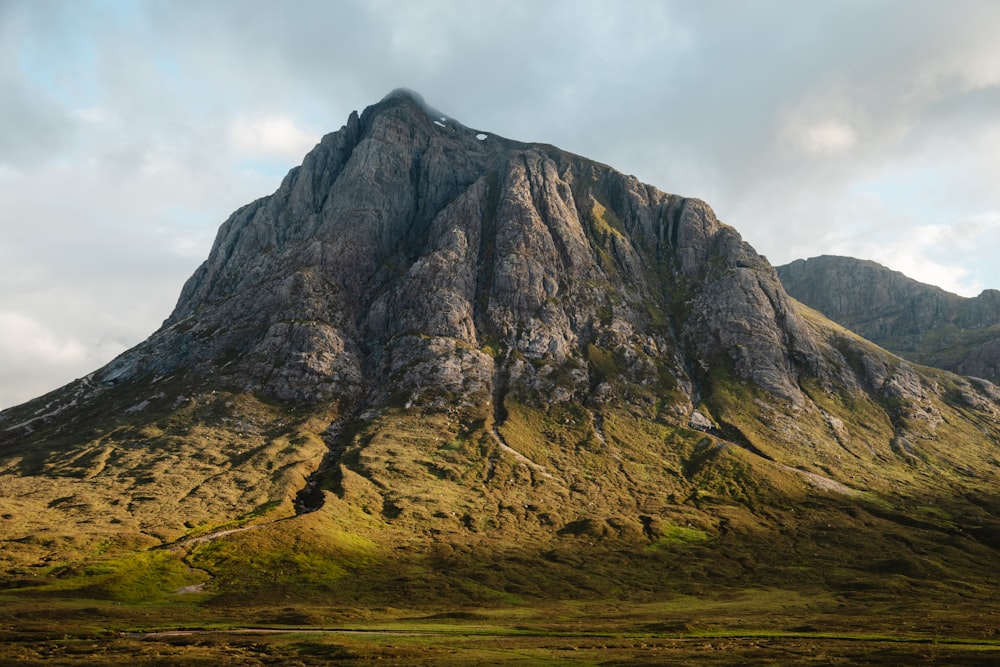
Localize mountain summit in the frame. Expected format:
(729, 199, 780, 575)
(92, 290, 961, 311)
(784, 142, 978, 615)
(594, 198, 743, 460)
(778, 255, 1000, 384)
(88, 87, 829, 409)
(33, 89, 904, 413)
(2, 93, 1000, 626)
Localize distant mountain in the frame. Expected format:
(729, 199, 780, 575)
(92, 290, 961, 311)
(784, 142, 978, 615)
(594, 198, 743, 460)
(777, 255, 1000, 384)
(1, 91, 999, 634)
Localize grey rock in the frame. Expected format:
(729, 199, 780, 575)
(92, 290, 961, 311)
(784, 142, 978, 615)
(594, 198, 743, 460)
(778, 255, 1000, 384)
(5, 92, 994, 439)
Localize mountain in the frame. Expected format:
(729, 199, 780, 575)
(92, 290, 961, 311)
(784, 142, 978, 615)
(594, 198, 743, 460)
(2, 91, 1000, 653)
(777, 255, 1000, 384)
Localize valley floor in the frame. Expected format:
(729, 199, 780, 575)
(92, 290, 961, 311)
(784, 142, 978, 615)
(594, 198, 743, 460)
(3, 594, 1000, 666)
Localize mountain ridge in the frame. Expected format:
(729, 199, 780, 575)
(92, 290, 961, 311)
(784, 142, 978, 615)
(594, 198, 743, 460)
(777, 254, 1000, 384)
(27, 89, 838, 419)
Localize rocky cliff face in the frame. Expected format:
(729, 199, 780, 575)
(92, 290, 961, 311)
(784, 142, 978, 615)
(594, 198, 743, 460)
(778, 255, 1000, 384)
(2, 92, 999, 599)
(66, 89, 835, 417)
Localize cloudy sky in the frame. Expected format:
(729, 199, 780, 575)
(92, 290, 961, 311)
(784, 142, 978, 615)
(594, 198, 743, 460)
(2, 0, 1000, 409)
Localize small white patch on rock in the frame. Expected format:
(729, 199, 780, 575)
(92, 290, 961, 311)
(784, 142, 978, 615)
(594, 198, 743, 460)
(688, 409, 716, 432)
(782, 465, 860, 496)
(476, 133, 488, 140)
(175, 582, 207, 594)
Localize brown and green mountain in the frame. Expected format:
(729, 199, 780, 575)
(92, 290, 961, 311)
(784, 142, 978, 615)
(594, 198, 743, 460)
(2, 91, 1000, 660)
(778, 255, 1000, 384)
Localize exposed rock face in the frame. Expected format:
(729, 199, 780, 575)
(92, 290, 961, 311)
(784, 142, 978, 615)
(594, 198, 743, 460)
(83, 89, 861, 418)
(5, 90, 967, 464)
(6, 90, 985, 464)
(777, 255, 1000, 384)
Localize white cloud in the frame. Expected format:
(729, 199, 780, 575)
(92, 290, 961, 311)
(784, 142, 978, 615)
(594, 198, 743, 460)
(0, 311, 89, 365)
(785, 119, 858, 156)
(0, 311, 114, 409)
(229, 115, 319, 162)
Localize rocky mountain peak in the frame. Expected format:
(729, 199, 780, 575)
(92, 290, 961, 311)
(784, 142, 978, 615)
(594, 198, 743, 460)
(378, 87, 449, 120)
(83, 91, 842, 420)
(778, 255, 1000, 384)
(14, 93, 952, 433)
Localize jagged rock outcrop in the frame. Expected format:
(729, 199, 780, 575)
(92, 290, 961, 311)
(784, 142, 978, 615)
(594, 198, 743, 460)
(78, 89, 866, 418)
(778, 255, 1000, 384)
(4, 91, 974, 462)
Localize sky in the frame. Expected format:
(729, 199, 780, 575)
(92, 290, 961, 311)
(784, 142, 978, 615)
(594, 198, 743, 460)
(2, 0, 1000, 409)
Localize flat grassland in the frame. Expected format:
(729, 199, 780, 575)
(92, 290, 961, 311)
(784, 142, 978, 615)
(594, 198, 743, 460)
(3, 590, 999, 665)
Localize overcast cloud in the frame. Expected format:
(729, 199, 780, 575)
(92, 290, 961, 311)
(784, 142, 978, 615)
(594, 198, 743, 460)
(2, 0, 1000, 408)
